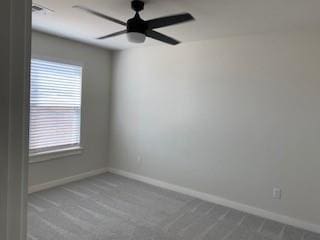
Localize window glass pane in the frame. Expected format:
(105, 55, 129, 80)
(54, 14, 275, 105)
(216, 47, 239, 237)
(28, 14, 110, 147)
(29, 59, 82, 154)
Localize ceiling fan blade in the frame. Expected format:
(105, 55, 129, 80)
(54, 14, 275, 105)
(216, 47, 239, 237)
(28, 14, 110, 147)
(97, 30, 127, 40)
(73, 5, 127, 26)
(145, 30, 180, 45)
(146, 13, 194, 29)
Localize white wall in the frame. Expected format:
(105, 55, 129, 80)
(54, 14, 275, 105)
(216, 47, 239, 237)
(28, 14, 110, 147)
(109, 31, 320, 227)
(29, 31, 111, 187)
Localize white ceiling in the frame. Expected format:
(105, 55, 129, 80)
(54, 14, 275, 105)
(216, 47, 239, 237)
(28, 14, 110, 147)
(32, 0, 320, 50)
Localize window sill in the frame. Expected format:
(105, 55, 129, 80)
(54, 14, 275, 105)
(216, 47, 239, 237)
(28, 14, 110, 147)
(29, 147, 83, 164)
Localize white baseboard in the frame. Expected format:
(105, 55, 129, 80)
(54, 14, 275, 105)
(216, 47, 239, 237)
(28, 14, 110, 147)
(107, 167, 320, 234)
(28, 168, 108, 194)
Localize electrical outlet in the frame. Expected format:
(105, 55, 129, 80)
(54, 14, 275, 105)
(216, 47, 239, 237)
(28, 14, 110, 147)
(273, 188, 282, 199)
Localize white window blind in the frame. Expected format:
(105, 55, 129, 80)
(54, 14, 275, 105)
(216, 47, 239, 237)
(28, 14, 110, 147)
(29, 58, 82, 154)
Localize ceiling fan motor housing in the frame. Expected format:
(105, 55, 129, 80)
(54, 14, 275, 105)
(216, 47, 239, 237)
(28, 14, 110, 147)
(127, 14, 147, 34)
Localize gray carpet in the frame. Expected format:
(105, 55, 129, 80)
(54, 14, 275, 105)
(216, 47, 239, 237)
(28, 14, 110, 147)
(28, 173, 320, 240)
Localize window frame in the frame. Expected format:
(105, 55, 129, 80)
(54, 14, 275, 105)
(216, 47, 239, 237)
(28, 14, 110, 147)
(29, 55, 84, 163)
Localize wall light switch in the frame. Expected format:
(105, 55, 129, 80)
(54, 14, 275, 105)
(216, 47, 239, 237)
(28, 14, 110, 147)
(273, 188, 282, 199)
(137, 155, 142, 165)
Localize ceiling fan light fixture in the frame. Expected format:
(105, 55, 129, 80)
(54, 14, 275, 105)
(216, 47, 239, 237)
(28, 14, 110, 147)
(127, 32, 146, 43)
(74, 1, 195, 45)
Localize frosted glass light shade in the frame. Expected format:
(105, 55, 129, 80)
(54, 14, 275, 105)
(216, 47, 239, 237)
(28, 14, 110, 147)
(127, 32, 146, 43)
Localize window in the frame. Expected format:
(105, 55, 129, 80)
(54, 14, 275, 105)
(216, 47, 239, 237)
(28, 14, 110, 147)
(29, 58, 82, 156)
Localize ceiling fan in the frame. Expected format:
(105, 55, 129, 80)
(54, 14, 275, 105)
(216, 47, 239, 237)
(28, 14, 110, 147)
(73, 0, 195, 45)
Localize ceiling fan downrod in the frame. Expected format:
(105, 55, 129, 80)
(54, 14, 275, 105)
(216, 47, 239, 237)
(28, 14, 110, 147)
(131, 0, 144, 13)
